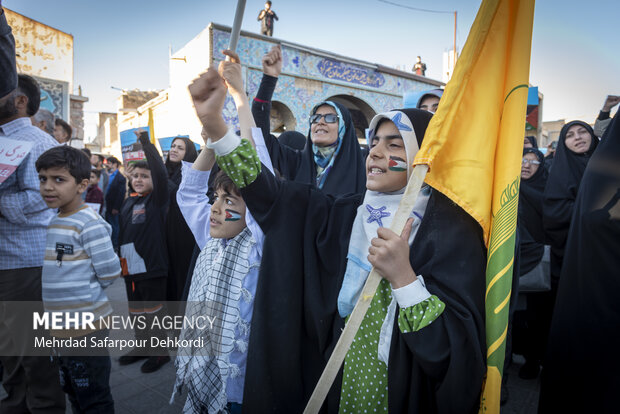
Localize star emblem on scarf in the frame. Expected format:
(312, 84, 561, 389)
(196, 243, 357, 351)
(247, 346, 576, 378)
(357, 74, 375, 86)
(391, 112, 412, 131)
(366, 204, 391, 227)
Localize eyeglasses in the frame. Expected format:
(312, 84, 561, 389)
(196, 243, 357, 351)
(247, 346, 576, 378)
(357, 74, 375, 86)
(310, 113, 339, 124)
(522, 158, 541, 166)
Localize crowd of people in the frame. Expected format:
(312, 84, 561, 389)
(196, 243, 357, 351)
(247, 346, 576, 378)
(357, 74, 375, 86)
(1, 5, 620, 413)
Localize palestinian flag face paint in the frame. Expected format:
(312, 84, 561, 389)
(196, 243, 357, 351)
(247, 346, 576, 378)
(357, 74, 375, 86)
(388, 156, 407, 172)
(225, 209, 242, 221)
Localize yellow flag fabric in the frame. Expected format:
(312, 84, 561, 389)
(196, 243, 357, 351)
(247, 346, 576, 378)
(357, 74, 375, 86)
(148, 108, 156, 145)
(412, 0, 535, 412)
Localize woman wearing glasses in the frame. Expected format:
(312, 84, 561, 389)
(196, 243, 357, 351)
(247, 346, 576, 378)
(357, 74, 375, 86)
(513, 147, 549, 380)
(251, 45, 366, 196)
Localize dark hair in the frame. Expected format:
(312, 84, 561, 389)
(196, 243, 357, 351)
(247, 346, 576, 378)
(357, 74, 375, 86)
(35, 146, 91, 182)
(18, 74, 40, 116)
(107, 156, 121, 165)
(132, 160, 150, 171)
(94, 154, 105, 164)
(81, 148, 92, 158)
(55, 118, 72, 138)
(525, 135, 538, 148)
(266, 1, 272, 4)
(212, 169, 240, 197)
(90, 168, 101, 178)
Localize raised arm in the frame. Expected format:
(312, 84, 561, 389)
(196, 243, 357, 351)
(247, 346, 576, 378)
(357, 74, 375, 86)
(188, 66, 284, 224)
(594, 95, 619, 138)
(252, 45, 281, 139)
(137, 130, 168, 207)
(251, 45, 303, 178)
(220, 50, 256, 145)
(175, 128, 216, 250)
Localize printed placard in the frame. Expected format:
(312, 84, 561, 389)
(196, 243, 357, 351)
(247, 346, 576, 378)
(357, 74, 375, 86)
(0, 138, 34, 184)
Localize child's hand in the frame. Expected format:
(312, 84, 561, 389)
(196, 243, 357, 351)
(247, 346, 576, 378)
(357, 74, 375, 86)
(219, 50, 244, 97)
(134, 128, 149, 145)
(368, 217, 417, 289)
(262, 44, 282, 78)
(188, 67, 228, 139)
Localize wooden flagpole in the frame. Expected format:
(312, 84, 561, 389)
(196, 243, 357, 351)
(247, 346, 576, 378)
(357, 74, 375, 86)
(303, 163, 429, 414)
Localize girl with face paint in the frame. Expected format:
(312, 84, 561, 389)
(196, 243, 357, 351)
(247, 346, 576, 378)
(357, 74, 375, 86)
(192, 65, 486, 413)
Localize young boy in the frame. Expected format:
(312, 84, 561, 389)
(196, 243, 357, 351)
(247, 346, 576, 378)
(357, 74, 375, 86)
(85, 168, 104, 214)
(189, 65, 487, 412)
(172, 70, 275, 413)
(118, 130, 170, 373)
(36, 145, 120, 413)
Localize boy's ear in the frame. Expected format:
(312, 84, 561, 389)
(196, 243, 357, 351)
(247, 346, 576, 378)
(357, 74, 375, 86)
(77, 178, 90, 194)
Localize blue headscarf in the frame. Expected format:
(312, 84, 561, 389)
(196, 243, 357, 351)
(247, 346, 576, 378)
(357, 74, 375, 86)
(310, 101, 346, 189)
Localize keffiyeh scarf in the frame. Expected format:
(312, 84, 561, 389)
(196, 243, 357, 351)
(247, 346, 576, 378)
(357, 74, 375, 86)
(173, 227, 254, 414)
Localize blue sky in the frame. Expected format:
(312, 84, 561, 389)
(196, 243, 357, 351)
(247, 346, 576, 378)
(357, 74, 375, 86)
(5, 0, 619, 140)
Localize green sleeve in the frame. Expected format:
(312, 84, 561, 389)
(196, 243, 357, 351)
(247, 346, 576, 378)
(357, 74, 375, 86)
(215, 139, 262, 189)
(398, 295, 446, 333)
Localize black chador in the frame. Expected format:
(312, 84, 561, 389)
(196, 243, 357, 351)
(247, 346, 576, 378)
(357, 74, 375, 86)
(252, 78, 366, 197)
(519, 147, 548, 273)
(239, 109, 486, 413)
(543, 121, 598, 286)
(539, 113, 620, 412)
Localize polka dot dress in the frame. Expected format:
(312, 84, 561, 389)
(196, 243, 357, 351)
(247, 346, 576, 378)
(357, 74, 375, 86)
(216, 139, 261, 188)
(339, 279, 392, 413)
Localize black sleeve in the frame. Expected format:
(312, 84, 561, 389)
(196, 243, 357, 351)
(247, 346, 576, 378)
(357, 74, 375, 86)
(239, 163, 283, 229)
(543, 189, 576, 249)
(251, 75, 303, 180)
(106, 175, 126, 212)
(598, 110, 611, 121)
(241, 167, 359, 354)
(252, 74, 277, 139)
(396, 192, 486, 411)
(140, 132, 169, 207)
(0, 7, 17, 98)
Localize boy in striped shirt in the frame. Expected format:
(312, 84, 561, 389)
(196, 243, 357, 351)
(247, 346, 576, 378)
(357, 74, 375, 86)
(36, 146, 120, 413)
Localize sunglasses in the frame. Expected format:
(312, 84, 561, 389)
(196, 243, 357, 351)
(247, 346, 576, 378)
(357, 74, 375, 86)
(310, 113, 339, 124)
(522, 158, 541, 166)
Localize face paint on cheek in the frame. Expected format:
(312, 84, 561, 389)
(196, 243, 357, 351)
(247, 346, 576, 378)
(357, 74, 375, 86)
(225, 209, 242, 221)
(388, 156, 407, 172)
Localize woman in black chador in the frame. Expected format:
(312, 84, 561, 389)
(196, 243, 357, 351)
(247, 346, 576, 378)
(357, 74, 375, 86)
(543, 120, 598, 289)
(164, 137, 198, 301)
(539, 104, 620, 413)
(251, 45, 366, 197)
(512, 147, 548, 379)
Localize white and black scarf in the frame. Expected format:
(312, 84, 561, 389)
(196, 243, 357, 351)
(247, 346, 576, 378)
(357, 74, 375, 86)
(173, 227, 254, 414)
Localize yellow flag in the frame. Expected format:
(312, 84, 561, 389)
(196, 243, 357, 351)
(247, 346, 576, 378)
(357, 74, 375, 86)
(148, 108, 156, 145)
(412, 0, 535, 412)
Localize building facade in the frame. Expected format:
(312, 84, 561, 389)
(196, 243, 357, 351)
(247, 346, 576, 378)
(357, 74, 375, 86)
(5, 8, 88, 143)
(115, 23, 444, 154)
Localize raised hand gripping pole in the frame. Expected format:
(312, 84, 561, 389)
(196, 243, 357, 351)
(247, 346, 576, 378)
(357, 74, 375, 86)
(303, 164, 429, 414)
